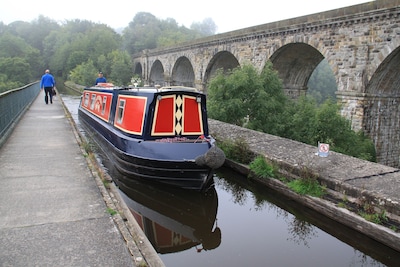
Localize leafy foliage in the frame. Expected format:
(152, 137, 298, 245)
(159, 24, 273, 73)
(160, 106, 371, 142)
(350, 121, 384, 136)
(307, 59, 337, 104)
(208, 62, 287, 135)
(190, 18, 218, 36)
(123, 12, 215, 55)
(208, 64, 376, 161)
(69, 60, 97, 86)
(0, 13, 215, 92)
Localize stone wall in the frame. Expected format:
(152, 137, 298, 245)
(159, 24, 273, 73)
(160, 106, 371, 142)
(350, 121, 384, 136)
(208, 119, 400, 217)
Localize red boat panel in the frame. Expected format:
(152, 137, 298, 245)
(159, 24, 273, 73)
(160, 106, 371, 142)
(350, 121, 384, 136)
(152, 95, 175, 136)
(131, 208, 193, 249)
(131, 210, 145, 229)
(81, 91, 113, 122)
(153, 222, 192, 248)
(114, 95, 147, 135)
(182, 95, 203, 135)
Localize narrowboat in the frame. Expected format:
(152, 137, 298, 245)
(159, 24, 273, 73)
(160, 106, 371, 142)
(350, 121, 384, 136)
(117, 178, 221, 254)
(78, 83, 225, 191)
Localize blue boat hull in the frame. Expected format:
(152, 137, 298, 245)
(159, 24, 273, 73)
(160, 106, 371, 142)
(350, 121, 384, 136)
(78, 107, 216, 191)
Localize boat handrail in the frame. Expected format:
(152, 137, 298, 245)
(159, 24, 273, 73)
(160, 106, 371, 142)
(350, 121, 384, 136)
(160, 86, 199, 92)
(126, 85, 200, 93)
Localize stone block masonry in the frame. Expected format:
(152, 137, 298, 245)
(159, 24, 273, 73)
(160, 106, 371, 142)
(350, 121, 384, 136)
(208, 119, 400, 219)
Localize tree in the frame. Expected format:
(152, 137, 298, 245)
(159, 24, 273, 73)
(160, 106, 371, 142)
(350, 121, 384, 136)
(307, 59, 337, 104)
(280, 96, 318, 144)
(7, 16, 60, 54)
(69, 59, 97, 86)
(0, 33, 39, 82)
(0, 73, 21, 93)
(0, 57, 31, 88)
(314, 99, 375, 161)
(190, 18, 217, 36)
(122, 12, 212, 54)
(249, 62, 288, 135)
(207, 63, 376, 161)
(123, 12, 161, 54)
(207, 63, 287, 134)
(108, 50, 134, 86)
(43, 20, 121, 79)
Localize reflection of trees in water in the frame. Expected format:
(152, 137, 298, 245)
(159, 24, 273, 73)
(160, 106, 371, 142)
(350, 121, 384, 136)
(216, 176, 318, 247)
(350, 250, 385, 267)
(215, 176, 385, 266)
(215, 176, 248, 206)
(286, 218, 317, 248)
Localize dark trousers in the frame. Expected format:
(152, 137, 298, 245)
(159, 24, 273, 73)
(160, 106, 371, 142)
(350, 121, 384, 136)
(44, 87, 53, 104)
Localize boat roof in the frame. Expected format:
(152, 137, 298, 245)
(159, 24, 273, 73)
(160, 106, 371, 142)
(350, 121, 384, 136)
(88, 83, 200, 93)
(130, 86, 200, 93)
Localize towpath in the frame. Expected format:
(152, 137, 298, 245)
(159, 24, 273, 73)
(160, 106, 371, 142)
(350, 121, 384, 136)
(0, 93, 163, 266)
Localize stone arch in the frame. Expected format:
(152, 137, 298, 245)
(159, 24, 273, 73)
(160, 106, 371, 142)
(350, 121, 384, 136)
(149, 60, 165, 86)
(133, 62, 143, 77)
(171, 56, 195, 87)
(203, 51, 240, 92)
(363, 46, 400, 167)
(269, 43, 324, 98)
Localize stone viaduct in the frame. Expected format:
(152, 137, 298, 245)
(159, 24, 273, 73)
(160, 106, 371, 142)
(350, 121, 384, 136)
(132, 0, 400, 168)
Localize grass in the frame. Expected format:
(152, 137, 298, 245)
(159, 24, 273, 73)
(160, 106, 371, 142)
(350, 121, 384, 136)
(249, 155, 277, 178)
(359, 210, 388, 224)
(287, 178, 325, 197)
(247, 153, 325, 198)
(358, 203, 388, 225)
(217, 137, 255, 164)
(106, 208, 118, 216)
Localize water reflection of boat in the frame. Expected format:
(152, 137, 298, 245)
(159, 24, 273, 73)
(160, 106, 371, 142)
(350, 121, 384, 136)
(117, 178, 221, 254)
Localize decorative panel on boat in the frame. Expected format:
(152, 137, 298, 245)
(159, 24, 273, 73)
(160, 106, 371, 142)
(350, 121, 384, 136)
(114, 95, 147, 135)
(152, 94, 204, 136)
(152, 95, 175, 136)
(81, 91, 113, 122)
(182, 95, 203, 135)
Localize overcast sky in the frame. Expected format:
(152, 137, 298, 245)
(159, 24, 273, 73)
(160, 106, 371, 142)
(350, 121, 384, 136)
(1, 0, 369, 33)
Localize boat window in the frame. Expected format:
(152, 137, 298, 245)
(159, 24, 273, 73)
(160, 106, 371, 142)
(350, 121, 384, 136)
(90, 94, 96, 110)
(84, 93, 89, 106)
(117, 99, 126, 123)
(101, 96, 107, 115)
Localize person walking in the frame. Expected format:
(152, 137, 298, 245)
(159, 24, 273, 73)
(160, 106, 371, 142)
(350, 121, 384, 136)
(40, 69, 56, 104)
(95, 71, 107, 85)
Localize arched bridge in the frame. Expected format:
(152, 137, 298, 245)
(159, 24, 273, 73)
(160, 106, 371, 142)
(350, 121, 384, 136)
(132, 0, 400, 168)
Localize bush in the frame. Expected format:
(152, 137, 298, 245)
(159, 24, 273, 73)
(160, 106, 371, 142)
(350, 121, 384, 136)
(217, 137, 255, 164)
(249, 155, 277, 178)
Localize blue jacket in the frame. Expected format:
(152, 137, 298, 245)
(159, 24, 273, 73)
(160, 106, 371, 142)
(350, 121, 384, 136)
(95, 77, 107, 85)
(40, 73, 56, 88)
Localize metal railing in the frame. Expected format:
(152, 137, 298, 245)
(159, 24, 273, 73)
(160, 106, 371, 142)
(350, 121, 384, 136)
(0, 82, 40, 148)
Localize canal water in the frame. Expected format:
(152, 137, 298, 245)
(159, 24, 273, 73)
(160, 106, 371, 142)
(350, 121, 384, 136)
(61, 94, 399, 267)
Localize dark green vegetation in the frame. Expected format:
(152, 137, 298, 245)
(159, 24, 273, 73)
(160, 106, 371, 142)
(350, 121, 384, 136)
(217, 137, 256, 164)
(248, 156, 277, 179)
(0, 13, 216, 93)
(208, 63, 376, 162)
(307, 59, 337, 105)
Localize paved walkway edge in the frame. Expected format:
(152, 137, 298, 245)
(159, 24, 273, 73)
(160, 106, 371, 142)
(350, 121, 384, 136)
(60, 96, 166, 267)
